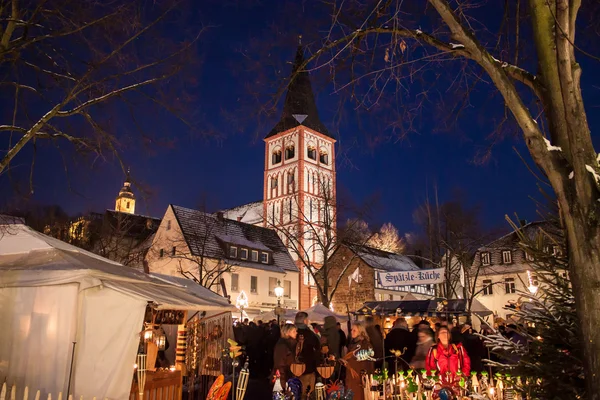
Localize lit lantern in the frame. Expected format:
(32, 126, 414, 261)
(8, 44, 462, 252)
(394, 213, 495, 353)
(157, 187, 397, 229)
(156, 334, 166, 350)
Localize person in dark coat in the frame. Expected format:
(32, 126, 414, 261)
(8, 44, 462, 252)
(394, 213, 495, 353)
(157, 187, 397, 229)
(295, 312, 320, 399)
(461, 323, 486, 373)
(321, 316, 341, 359)
(337, 322, 347, 353)
(273, 324, 297, 387)
(365, 316, 384, 370)
(384, 318, 416, 373)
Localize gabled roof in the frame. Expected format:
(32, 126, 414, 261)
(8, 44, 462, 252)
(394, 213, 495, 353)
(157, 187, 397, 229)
(170, 205, 298, 273)
(477, 220, 562, 251)
(346, 244, 420, 272)
(266, 46, 332, 139)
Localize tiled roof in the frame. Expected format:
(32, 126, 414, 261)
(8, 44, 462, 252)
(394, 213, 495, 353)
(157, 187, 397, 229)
(171, 205, 297, 273)
(349, 244, 420, 272)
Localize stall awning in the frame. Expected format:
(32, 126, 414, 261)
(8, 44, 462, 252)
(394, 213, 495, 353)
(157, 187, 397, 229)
(354, 298, 492, 317)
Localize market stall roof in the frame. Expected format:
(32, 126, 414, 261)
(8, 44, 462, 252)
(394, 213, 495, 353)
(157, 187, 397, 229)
(354, 298, 492, 317)
(303, 303, 348, 323)
(0, 223, 234, 312)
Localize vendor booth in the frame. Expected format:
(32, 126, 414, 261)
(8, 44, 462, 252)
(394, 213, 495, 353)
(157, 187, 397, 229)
(0, 222, 234, 400)
(355, 299, 493, 332)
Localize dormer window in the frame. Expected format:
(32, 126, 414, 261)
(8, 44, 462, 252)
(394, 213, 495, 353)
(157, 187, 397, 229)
(240, 248, 248, 260)
(229, 246, 238, 258)
(285, 145, 295, 159)
(319, 151, 329, 165)
(251, 250, 259, 262)
(272, 149, 282, 164)
(307, 145, 316, 160)
(481, 252, 491, 266)
(260, 252, 269, 264)
(502, 250, 512, 264)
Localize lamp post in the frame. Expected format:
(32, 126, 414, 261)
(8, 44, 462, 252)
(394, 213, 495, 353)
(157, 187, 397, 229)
(274, 280, 285, 325)
(236, 291, 248, 322)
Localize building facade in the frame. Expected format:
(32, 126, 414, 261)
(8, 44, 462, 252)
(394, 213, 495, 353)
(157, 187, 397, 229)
(329, 244, 435, 314)
(146, 205, 300, 318)
(471, 221, 564, 320)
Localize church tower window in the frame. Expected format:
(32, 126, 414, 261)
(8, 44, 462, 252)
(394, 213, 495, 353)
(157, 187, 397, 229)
(272, 149, 282, 164)
(285, 145, 295, 159)
(271, 177, 278, 189)
(319, 150, 329, 165)
(307, 145, 316, 160)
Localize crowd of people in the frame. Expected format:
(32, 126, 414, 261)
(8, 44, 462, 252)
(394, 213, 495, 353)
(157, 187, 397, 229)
(231, 313, 519, 399)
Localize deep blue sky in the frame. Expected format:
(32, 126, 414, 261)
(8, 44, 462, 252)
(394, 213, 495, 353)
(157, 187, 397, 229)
(1, 1, 599, 235)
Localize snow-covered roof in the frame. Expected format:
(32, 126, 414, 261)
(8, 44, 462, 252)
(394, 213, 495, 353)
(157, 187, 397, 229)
(351, 245, 420, 272)
(171, 205, 298, 273)
(221, 201, 263, 225)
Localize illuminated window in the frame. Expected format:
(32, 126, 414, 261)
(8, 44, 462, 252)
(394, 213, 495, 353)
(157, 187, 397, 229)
(285, 145, 295, 159)
(272, 149, 282, 164)
(307, 145, 316, 160)
(319, 151, 329, 165)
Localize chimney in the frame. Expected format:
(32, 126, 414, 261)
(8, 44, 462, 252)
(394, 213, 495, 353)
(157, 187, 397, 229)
(216, 211, 224, 221)
(519, 219, 528, 227)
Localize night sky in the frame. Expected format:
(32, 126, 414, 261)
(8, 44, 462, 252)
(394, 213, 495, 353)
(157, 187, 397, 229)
(1, 1, 599, 236)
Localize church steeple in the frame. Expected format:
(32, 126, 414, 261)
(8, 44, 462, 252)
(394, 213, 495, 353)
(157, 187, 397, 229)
(115, 168, 136, 214)
(266, 45, 332, 138)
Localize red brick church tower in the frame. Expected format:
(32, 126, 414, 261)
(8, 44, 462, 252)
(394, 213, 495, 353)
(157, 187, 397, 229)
(263, 45, 336, 310)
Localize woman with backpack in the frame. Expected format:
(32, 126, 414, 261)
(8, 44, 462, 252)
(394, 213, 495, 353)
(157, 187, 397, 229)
(426, 326, 471, 383)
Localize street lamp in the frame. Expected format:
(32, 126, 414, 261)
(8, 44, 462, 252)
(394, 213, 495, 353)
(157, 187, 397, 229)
(236, 291, 248, 321)
(274, 280, 285, 325)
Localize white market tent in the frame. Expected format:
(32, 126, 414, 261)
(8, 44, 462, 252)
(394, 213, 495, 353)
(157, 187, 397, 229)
(303, 303, 348, 323)
(0, 222, 234, 400)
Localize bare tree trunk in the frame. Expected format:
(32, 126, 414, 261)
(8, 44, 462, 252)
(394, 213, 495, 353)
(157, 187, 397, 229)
(564, 202, 600, 398)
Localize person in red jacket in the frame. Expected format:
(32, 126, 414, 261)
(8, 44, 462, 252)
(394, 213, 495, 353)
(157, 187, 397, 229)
(426, 326, 471, 383)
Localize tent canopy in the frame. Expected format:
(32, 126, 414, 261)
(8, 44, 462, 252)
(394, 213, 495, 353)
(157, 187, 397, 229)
(303, 303, 348, 323)
(0, 224, 234, 311)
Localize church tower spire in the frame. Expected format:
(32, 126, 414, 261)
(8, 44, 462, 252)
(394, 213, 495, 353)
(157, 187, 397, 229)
(263, 45, 337, 310)
(266, 45, 332, 139)
(115, 168, 136, 214)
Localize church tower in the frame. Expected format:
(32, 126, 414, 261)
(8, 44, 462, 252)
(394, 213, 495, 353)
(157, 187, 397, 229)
(115, 170, 136, 214)
(264, 45, 336, 310)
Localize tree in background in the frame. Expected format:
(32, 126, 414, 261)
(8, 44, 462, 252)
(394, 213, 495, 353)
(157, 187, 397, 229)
(342, 218, 405, 254)
(265, 179, 376, 307)
(409, 191, 492, 305)
(0, 0, 204, 189)
(368, 222, 405, 254)
(484, 217, 584, 399)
